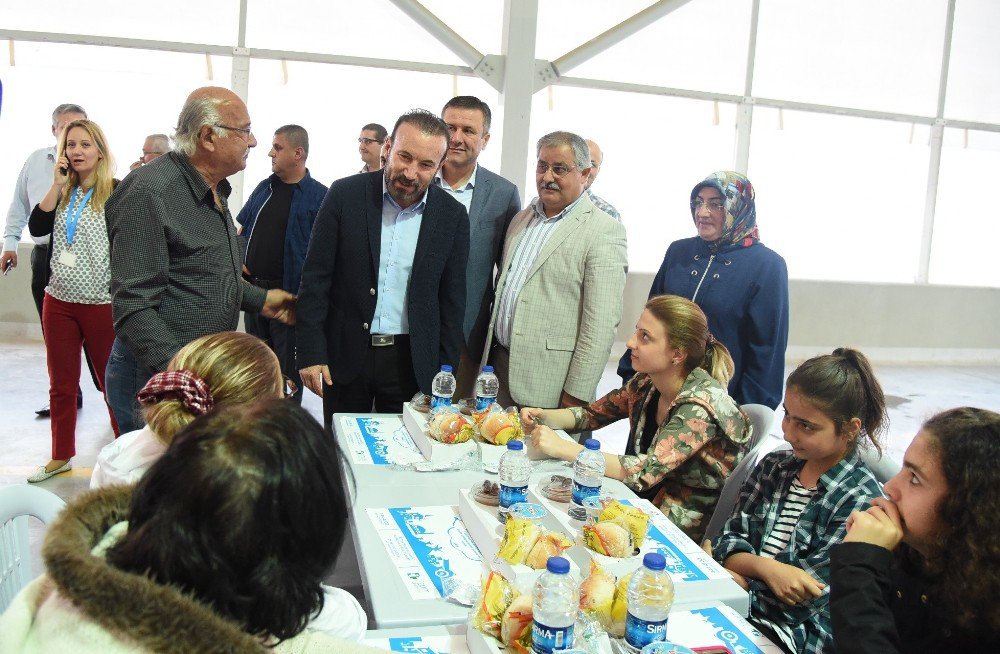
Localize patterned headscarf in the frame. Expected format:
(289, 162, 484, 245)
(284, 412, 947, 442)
(137, 370, 214, 416)
(689, 171, 758, 252)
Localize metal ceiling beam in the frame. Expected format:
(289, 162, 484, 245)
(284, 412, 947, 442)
(549, 0, 695, 77)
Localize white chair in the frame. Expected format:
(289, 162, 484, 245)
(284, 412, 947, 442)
(859, 447, 902, 484)
(0, 484, 66, 612)
(702, 404, 781, 542)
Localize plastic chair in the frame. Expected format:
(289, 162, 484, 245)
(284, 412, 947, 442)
(702, 404, 780, 542)
(0, 484, 66, 612)
(859, 447, 902, 484)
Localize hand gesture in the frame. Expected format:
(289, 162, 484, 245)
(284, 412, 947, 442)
(519, 407, 545, 432)
(54, 156, 70, 186)
(529, 424, 563, 459)
(762, 561, 825, 606)
(844, 497, 904, 551)
(299, 365, 332, 397)
(262, 289, 296, 325)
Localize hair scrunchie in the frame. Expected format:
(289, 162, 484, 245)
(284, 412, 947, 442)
(706, 332, 717, 346)
(137, 370, 214, 416)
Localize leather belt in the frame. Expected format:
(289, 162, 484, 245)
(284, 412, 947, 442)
(371, 334, 407, 347)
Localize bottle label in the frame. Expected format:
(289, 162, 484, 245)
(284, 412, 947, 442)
(571, 480, 601, 506)
(498, 483, 528, 509)
(531, 619, 574, 654)
(430, 394, 452, 409)
(475, 395, 497, 411)
(624, 611, 668, 650)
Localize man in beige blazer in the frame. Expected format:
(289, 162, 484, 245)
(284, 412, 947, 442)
(481, 131, 627, 409)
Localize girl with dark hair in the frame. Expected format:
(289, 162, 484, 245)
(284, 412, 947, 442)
(522, 294, 751, 541)
(831, 407, 1000, 651)
(0, 401, 375, 653)
(709, 348, 887, 653)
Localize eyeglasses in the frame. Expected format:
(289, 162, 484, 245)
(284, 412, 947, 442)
(282, 376, 299, 399)
(215, 124, 253, 140)
(358, 137, 381, 146)
(691, 198, 725, 212)
(536, 162, 577, 177)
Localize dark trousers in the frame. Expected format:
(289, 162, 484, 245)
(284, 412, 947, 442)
(322, 335, 418, 426)
(31, 244, 100, 396)
(244, 310, 302, 405)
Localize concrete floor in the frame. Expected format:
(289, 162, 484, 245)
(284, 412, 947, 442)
(3, 330, 1000, 618)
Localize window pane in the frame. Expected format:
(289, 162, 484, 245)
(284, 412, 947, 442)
(929, 129, 1000, 287)
(570, 0, 750, 95)
(945, 0, 1000, 124)
(0, 43, 230, 239)
(748, 108, 929, 283)
(528, 86, 738, 273)
(4, 0, 239, 45)
(245, 0, 467, 66)
(754, 0, 945, 116)
(242, 59, 499, 196)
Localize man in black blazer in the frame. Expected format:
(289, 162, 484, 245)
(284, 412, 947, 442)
(297, 110, 469, 423)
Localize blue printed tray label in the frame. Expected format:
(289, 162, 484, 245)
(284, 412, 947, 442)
(618, 499, 729, 581)
(666, 606, 786, 654)
(339, 416, 421, 465)
(363, 635, 467, 654)
(366, 506, 483, 600)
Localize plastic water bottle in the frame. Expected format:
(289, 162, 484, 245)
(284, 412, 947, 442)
(624, 553, 675, 653)
(498, 440, 531, 519)
(571, 439, 605, 509)
(430, 365, 456, 409)
(532, 556, 578, 654)
(474, 365, 500, 410)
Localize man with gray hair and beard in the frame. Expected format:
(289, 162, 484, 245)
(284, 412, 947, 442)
(104, 86, 296, 433)
(481, 131, 627, 410)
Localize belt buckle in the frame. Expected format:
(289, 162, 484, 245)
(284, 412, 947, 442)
(371, 334, 394, 347)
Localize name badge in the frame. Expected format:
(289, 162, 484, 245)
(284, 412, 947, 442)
(58, 249, 77, 268)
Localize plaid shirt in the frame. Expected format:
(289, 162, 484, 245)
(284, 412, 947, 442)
(713, 449, 882, 653)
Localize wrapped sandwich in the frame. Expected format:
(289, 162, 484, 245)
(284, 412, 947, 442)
(427, 409, 474, 443)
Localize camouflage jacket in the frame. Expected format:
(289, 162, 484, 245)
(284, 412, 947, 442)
(572, 368, 750, 540)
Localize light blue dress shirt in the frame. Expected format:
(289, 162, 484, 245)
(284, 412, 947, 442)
(370, 179, 427, 335)
(4, 146, 56, 250)
(435, 164, 477, 214)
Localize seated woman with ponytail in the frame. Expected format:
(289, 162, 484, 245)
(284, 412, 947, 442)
(91, 331, 286, 488)
(522, 294, 751, 540)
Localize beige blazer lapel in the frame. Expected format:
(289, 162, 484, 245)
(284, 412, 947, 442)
(525, 199, 589, 282)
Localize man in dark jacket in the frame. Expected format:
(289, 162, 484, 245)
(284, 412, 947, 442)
(296, 110, 469, 424)
(237, 125, 326, 403)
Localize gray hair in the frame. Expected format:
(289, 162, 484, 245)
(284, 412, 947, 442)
(173, 96, 227, 156)
(52, 104, 87, 126)
(147, 134, 170, 154)
(536, 131, 590, 170)
(275, 124, 309, 158)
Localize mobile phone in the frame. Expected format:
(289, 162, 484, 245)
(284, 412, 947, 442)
(59, 166, 69, 176)
(2, 259, 13, 275)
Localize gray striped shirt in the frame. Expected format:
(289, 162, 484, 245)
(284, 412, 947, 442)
(494, 194, 584, 348)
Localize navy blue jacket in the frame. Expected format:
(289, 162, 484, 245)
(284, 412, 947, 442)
(618, 236, 789, 408)
(236, 169, 327, 294)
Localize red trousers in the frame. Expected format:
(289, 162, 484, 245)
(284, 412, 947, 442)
(42, 292, 119, 460)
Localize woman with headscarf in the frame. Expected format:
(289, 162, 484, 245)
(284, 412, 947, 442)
(618, 172, 788, 409)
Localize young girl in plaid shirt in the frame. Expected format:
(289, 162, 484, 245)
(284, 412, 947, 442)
(710, 348, 887, 653)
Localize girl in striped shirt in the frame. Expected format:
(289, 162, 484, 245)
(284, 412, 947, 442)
(710, 348, 887, 653)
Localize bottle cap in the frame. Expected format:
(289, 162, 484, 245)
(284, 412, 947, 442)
(507, 439, 524, 450)
(440, 364, 453, 373)
(642, 552, 666, 571)
(546, 556, 570, 574)
(584, 438, 601, 451)
(482, 365, 494, 373)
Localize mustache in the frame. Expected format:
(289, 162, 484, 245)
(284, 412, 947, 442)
(541, 181, 560, 191)
(391, 173, 417, 188)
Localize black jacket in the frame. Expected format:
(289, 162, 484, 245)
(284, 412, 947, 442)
(830, 542, 999, 652)
(295, 171, 469, 395)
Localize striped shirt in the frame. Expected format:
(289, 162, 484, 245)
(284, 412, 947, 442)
(760, 478, 815, 557)
(493, 194, 584, 348)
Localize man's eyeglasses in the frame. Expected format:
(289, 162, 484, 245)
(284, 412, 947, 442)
(691, 198, 725, 212)
(358, 137, 381, 146)
(536, 162, 577, 177)
(282, 376, 299, 399)
(215, 124, 253, 140)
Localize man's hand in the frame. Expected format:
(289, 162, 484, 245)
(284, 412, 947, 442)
(299, 365, 332, 397)
(844, 497, 904, 551)
(130, 159, 143, 171)
(262, 289, 296, 325)
(1, 251, 16, 275)
(760, 561, 825, 606)
(558, 390, 587, 409)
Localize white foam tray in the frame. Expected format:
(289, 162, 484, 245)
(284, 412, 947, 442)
(402, 402, 478, 464)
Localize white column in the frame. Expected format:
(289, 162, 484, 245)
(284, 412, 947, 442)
(497, 0, 539, 199)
